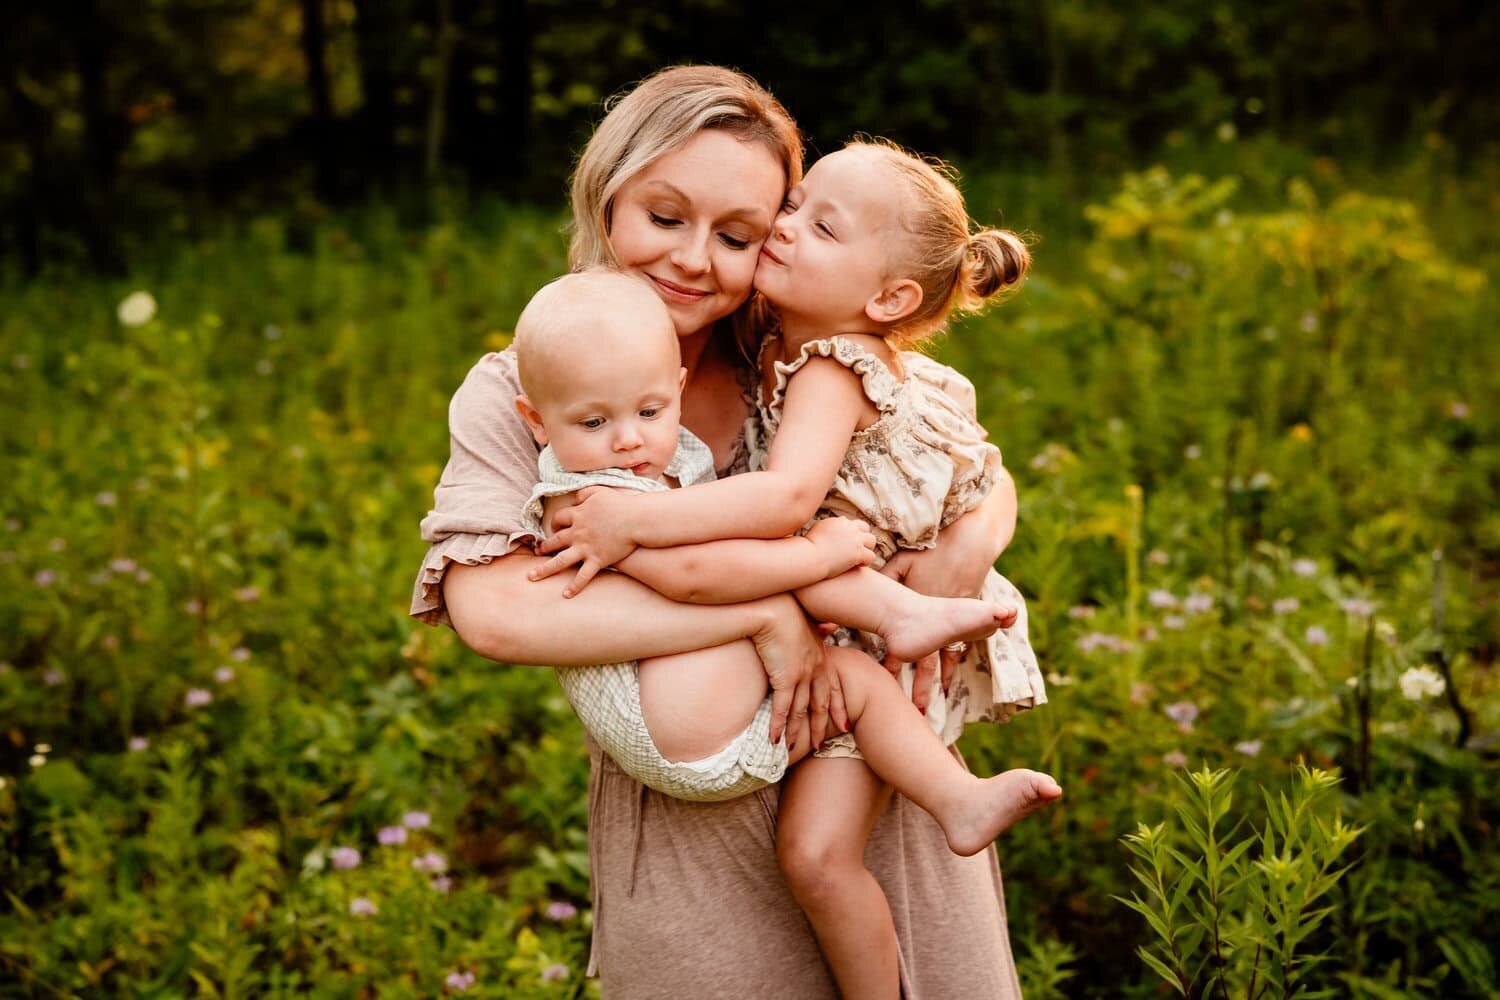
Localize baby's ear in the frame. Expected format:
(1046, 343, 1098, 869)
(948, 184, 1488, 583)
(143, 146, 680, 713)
(514, 395, 549, 446)
(864, 278, 923, 326)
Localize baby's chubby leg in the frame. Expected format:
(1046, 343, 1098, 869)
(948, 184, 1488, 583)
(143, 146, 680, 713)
(638, 640, 769, 763)
(797, 566, 1018, 663)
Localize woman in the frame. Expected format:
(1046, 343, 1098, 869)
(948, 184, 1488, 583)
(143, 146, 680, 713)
(413, 66, 1024, 998)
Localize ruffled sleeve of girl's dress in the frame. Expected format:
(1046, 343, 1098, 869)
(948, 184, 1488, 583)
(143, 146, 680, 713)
(900, 350, 1007, 527)
(410, 348, 542, 626)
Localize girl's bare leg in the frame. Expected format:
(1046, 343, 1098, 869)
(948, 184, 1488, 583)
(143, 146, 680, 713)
(797, 566, 1018, 663)
(778, 757, 899, 1000)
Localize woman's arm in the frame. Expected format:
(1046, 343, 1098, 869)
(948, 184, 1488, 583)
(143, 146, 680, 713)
(534, 358, 873, 590)
(443, 551, 826, 744)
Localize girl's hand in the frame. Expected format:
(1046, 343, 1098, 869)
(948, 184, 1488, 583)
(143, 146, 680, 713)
(532, 487, 642, 597)
(804, 516, 878, 578)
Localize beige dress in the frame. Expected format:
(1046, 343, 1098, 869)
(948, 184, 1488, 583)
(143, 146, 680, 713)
(748, 335, 1047, 756)
(413, 347, 1023, 999)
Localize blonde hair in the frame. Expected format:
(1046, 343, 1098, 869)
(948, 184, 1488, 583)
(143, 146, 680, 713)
(847, 139, 1030, 347)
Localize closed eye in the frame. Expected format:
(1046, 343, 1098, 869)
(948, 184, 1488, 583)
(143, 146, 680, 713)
(718, 233, 750, 250)
(815, 221, 835, 238)
(648, 211, 682, 228)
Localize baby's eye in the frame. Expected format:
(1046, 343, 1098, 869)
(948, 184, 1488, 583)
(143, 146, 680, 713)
(639, 407, 661, 419)
(580, 417, 605, 430)
(648, 211, 682, 228)
(719, 233, 750, 250)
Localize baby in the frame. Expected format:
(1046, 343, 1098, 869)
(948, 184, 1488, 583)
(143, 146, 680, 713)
(512, 269, 1043, 844)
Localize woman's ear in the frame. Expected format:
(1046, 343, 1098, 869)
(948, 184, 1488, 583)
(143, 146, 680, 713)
(515, 395, 549, 446)
(864, 279, 923, 326)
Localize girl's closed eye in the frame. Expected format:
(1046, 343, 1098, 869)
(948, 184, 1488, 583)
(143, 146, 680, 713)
(814, 220, 835, 238)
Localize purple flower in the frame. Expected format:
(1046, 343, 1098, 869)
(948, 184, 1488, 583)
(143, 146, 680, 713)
(183, 599, 203, 615)
(331, 846, 361, 870)
(109, 557, 137, 574)
(445, 970, 476, 992)
(1067, 605, 1096, 619)
(135, 568, 151, 583)
(1340, 598, 1375, 618)
(1234, 739, 1263, 756)
(430, 875, 453, 894)
(412, 851, 448, 874)
(1163, 750, 1188, 769)
(1305, 625, 1330, 647)
(1147, 549, 1170, 566)
(402, 810, 432, 830)
(1291, 558, 1318, 578)
(1129, 682, 1155, 706)
(214, 666, 236, 684)
(47, 538, 66, 553)
(378, 825, 408, 846)
(42, 667, 65, 686)
(1148, 589, 1178, 609)
(546, 900, 579, 920)
(100, 634, 119, 651)
(128, 736, 149, 752)
(1076, 632, 1132, 654)
(1164, 701, 1199, 731)
(1272, 598, 1300, 615)
(1184, 593, 1214, 614)
(33, 569, 57, 587)
(233, 586, 260, 603)
(541, 964, 569, 983)
(230, 647, 251, 662)
(349, 896, 377, 917)
(1448, 400, 1470, 420)
(184, 687, 212, 709)
(1162, 614, 1187, 631)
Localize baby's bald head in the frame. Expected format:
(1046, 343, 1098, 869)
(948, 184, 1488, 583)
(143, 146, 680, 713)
(515, 269, 679, 405)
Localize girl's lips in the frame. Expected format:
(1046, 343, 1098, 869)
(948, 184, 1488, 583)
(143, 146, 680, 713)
(649, 275, 710, 303)
(760, 245, 785, 265)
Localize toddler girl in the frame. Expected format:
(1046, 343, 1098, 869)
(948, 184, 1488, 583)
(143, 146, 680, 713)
(536, 142, 1058, 998)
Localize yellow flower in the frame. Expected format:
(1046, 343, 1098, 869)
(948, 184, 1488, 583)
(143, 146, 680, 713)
(484, 330, 513, 351)
(1290, 423, 1313, 441)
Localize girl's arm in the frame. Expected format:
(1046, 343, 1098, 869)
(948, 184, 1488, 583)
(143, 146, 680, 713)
(443, 551, 826, 745)
(533, 358, 873, 592)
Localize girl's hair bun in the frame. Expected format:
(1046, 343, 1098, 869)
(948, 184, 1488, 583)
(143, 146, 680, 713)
(965, 229, 1030, 300)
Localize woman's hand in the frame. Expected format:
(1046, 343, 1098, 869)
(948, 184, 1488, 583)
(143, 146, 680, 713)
(879, 475, 1017, 711)
(532, 487, 643, 596)
(747, 595, 832, 750)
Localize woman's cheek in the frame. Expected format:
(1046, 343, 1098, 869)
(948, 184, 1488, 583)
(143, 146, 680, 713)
(718, 250, 759, 301)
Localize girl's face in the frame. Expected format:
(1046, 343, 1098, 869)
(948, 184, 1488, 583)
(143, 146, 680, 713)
(608, 130, 786, 338)
(754, 148, 901, 328)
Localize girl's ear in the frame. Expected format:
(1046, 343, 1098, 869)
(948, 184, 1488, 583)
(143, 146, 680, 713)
(515, 395, 549, 446)
(864, 279, 923, 326)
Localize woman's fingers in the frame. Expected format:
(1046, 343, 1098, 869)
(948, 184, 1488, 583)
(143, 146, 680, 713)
(769, 685, 791, 744)
(808, 672, 831, 752)
(910, 651, 938, 714)
(939, 643, 962, 694)
(826, 665, 849, 733)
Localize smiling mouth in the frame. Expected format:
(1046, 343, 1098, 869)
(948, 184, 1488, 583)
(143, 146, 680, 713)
(759, 246, 785, 265)
(648, 276, 710, 302)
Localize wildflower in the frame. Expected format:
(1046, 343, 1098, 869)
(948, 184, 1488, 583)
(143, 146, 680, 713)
(1216, 121, 1237, 142)
(1413, 817, 1425, 833)
(88, 570, 110, 584)
(541, 964, 569, 983)
(1129, 682, 1155, 706)
(117, 291, 158, 326)
(1376, 621, 1397, 646)
(1341, 598, 1376, 618)
(1289, 423, 1313, 441)
(1272, 597, 1300, 615)
(546, 901, 579, 920)
(95, 491, 117, 507)
(1147, 589, 1178, 609)
(42, 668, 65, 686)
(402, 810, 432, 830)
(233, 586, 260, 603)
(183, 599, 203, 615)
(128, 736, 149, 752)
(1147, 549, 1170, 566)
(1291, 558, 1317, 577)
(214, 666, 235, 684)
(1234, 740, 1263, 757)
(430, 875, 453, 894)
(34, 569, 57, 587)
(101, 634, 119, 651)
(1448, 401, 1470, 420)
(1184, 593, 1214, 614)
(1345, 676, 1360, 688)
(1163, 615, 1187, 631)
(47, 538, 66, 552)
(1184, 444, 1202, 461)
(1398, 666, 1445, 701)
(330, 846, 361, 870)
(349, 897, 377, 917)
(1139, 626, 1159, 642)
(1300, 310, 1318, 333)
(378, 825, 408, 846)
(230, 647, 251, 662)
(1164, 701, 1199, 731)
(35, 742, 51, 754)
(1067, 605, 1096, 619)
(29, 754, 46, 768)
(134, 568, 151, 582)
(413, 851, 448, 874)
(445, 970, 477, 992)
(1075, 632, 1131, 653)
(184, 688, 212, 709)
(1305, 625, 1330, 646)
(1163, 750, 1188, 769)
(263, 324, 283, 340)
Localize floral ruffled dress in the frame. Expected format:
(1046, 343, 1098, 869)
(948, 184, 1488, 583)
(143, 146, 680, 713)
(745, 335, 1047, 750)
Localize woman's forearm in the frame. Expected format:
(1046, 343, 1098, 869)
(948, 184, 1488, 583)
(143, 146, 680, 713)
(443, 551, 782, 666)
(977, 469, 1018, 562)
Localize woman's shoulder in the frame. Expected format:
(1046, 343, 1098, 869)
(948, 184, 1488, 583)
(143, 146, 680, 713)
(449, 347, 523, 422)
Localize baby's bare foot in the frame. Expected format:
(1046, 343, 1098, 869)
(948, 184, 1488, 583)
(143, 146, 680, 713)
(941, 769, 1062, 856)
(882, 595, 1015, 663)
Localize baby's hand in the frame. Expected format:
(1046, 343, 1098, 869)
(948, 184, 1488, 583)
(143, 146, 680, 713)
(532, 487, 641, 597)
(805, 516, 878, 578)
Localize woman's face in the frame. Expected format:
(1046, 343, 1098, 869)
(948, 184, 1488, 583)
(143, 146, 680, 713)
(608, 129, 786, 338)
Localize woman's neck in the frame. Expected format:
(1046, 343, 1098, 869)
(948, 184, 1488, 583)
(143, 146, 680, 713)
(678, 326, 717, 387)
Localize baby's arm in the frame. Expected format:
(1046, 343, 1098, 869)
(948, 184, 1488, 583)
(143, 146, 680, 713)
(534, 359, 875, 590)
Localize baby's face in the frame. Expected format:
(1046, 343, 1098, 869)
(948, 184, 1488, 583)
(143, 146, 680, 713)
(530, 333, 685, 481)
(753, 147, 901, 325)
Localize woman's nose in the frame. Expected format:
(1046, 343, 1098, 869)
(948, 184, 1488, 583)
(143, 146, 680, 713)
(670, 231, 711, 275)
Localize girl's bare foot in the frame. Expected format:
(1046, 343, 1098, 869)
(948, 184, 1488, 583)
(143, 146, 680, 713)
(939, 769, 1062, 857)
(880, 595, 1017, 663)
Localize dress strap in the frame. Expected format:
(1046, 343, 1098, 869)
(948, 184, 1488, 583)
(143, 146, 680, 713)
(767, 336, 902, 419)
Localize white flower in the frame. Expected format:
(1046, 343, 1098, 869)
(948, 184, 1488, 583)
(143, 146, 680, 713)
(1184, 444, 1202, 461)
(1341, 598, 1376, 618)
(1305, 625, 1330, 646)
(117, 291, 158, 327)
(1147, 549, 1170, 566)
(1148, 589, 1178, 608)
(1272, 598, 1300, 615)
(1398, 666, 1445, 701)
(349, 896, 377, 917)
(1234, 740, 1263, 757)
(214, 666, 236, 684)
(1163, 750, 1188, 768)
(1163, 614, 1187, 630)
(1184, 593, 1214, 614)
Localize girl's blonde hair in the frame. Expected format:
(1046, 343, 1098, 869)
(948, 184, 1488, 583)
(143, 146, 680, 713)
(847, 139, 1030, 348)
(568, 66, 804, 271)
